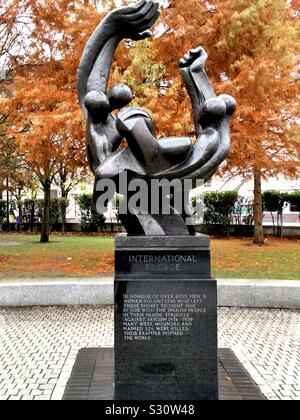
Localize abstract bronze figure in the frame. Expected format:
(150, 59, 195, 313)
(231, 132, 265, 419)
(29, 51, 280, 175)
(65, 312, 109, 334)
(77, 0, 236, 236)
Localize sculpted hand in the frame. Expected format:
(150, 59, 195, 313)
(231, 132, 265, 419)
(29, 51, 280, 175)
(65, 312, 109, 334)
(179, 46, 236, 125)
(179, 46, 208, 74)
(108, 0, 160, 40)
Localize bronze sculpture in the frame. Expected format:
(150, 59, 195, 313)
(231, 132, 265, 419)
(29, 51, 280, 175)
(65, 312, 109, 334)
(77, 0, 236, 236)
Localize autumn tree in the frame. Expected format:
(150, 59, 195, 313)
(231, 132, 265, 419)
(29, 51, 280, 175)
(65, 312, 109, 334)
(8, 70, 85, 242)
(118, 0, 300, 244)
(0, 0, 30, 73)
(0, 0, 36, 228)
(0, 118, 15, 226)
(0, 113, 11, 196)
(6, 0, 97, 242)
(291, 0, 300, 13)
(0, 77, 31, 228)
(0, 0, 19, 197)
(6, 0, 300, 245)
(0, 110, 34, 229)
(7, 0, 147, 241)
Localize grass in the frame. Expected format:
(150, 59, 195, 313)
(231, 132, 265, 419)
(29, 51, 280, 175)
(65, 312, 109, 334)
(0, 234, 115, 279)
(211, 238, 300, 280)
(0, 233, 299, 280)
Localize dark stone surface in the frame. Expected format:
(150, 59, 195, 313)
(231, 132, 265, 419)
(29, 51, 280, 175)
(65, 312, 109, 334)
(115, 280, 218, 400)
(114, 235, 218, 400)
(115, 233, 211, 280)
(62, 348, 114, 401)
(63, 348, 266, 401)
(115, 251, 211, 280)
(115, 234, 210, 249)
(218, 349, 267, 401)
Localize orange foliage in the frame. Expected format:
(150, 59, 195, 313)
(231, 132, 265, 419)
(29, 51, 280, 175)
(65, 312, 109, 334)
(142, 0, 300, 181)
(6, 1, 93, 188)
(0, 0, 26, 60)
(1, 1, 299, 244)
(6, 0, 299, 184)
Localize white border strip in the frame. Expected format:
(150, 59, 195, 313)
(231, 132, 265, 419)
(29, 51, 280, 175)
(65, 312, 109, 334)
(0, 278, 299, 309)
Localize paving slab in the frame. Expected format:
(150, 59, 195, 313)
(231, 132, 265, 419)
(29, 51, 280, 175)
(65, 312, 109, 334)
(0, 306, 299, 400)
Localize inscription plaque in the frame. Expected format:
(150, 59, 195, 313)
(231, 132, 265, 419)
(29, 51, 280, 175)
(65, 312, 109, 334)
(115, 235, 218, 401)
(123, 293, 208, 341)
(115, 250, 211, 279)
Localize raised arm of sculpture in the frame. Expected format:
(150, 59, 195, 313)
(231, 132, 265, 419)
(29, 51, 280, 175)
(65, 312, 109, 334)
(77, 0, 159, 111)
(162, 47, 237, 183)
(96, 45, 236, 185)
(77, 1, 160, 172)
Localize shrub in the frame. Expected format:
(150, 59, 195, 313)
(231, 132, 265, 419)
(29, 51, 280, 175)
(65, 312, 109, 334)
(18, 199, 38, 229)
(76, 193, 105, 232)
(204, 191, 239, 226)
(0, 200, 6, 224)
(262, 190, 300, 236)
(14, 198, 69, 231)
(49, 198, 69, 226)
(263, 191, 287, 213)
(289, 191, 300, 212)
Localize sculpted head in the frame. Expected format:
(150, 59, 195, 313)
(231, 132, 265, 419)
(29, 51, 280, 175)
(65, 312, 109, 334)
(84, 84, 133, 123)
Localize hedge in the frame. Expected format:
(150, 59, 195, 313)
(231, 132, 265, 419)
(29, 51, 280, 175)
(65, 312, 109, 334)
(76, 193, 105, 232)
(0, 200, 6, 224)
(263, 190, 300, 236)
(2, 198, 69, 231)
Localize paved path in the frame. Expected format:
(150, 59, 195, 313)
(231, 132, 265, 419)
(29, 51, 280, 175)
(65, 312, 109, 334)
(0, 241, 22, 247)
(0, 306, 299, 400)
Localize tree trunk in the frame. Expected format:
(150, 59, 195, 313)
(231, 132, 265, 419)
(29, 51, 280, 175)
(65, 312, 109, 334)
(253, 169, 264, 244)
(280, 212, 284, 238)
(17, 201, 22, 231)
(61, 187, 68, 233)
(16, 188, 22, 231)
(6, 177, 9, 232)
(30, 202, 35, 233)
(40, 180, 51, 243)
(277, 212, 280, 237)
(61, 214, 66, 233)
(270, 212, 276, 236)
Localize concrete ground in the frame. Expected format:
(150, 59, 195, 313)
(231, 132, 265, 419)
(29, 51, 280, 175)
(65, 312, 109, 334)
(0, 306, 299, 401)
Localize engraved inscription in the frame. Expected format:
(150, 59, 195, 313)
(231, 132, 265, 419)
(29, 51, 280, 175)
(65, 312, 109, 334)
(128, 254, 198, 272)
(123, 294, 207, 341)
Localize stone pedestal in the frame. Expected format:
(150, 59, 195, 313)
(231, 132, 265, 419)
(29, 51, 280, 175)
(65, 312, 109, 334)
(114, 234, 218, 401)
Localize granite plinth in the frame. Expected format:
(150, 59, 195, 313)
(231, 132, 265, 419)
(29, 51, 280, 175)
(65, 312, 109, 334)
(115, 235, 218, 401)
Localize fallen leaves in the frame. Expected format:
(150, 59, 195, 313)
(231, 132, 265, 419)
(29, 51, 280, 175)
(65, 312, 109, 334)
(211, 238, 300, 279)
(0, 255, 12, 264)
(0, 234, 299, 280)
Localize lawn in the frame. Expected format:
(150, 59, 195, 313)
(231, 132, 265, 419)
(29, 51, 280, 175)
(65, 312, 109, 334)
(0, 233, 299, 280)
(0, 234, 115, 279)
